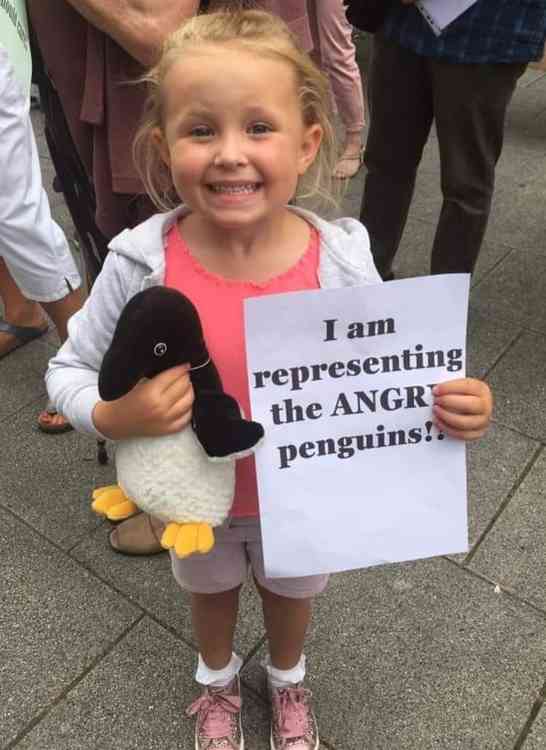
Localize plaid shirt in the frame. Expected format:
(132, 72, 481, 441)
(383, 0, 546, 64)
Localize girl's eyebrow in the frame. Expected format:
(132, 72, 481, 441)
(179, 107, 213, 120)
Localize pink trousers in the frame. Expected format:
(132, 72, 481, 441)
(307, 0, 366, 135)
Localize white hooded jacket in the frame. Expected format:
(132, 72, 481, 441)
(46, 206, 382, 437)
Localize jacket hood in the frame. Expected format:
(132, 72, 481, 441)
(107, 205, 380, 287)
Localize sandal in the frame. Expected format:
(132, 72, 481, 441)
(0, 319, 48, 359)
(109, 512, 166, 556)
(333, 146, 365, 180)
(38, 400, 74, 434)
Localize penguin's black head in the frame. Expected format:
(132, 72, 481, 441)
(98, 287, 208, 401)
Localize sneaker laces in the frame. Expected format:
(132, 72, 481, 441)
(274, 685, 313, 742)
(186, 686, 241, 748)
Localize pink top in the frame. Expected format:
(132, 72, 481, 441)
(164, 221, 320, 517)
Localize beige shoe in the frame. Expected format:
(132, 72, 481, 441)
(109, 512, 166, 556)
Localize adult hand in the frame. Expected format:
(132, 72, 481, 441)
(66, 1, 200, 66)
(93, 364, 195, 440)
(432, 378, 493, 441)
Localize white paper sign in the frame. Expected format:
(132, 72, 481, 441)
(245, 275, 470, 578)
(416, 0, 478, 36)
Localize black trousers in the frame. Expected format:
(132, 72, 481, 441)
(360, 34, 526, 277)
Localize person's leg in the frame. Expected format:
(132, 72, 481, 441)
(192, 587, 241, 668)
(250, 529, 328, 750)
(0, 44, 83, 364)
(41, 286, 85, 344)
(430, 61, 526, 274)
(360, 35, 434, 279)
(258, 584, 312, 669)
(256, 584, 320, 750)
(187, 588, 243, 750)
(310, 0, 366, 178)
(172, 527, 248, 750)
(0, 259, 48, 356)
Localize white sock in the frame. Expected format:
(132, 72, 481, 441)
(265, 654, 306, 688)
(195, 652, 242, 687)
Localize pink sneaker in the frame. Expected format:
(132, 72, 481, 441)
(186, 676, 244, 750)
(269, 683, 319, 750)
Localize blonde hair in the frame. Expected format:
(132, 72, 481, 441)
(133, 9, 339, 211)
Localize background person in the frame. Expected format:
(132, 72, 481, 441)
(0, 3, 83, 433)
(308, 0, 366, 179)
(358, 0, 546, 279)
(28, 0, 201, 547)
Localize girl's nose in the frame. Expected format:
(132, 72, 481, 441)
(213, 135, 247, 168)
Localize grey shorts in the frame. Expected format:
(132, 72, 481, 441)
(170, 517, 329, 598)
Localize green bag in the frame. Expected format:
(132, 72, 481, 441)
(0, 0, 32, 98)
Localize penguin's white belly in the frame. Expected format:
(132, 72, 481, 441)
(115, 429, 235, 526)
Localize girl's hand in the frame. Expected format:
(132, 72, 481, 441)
(93, 364, 194, 440)
(432, 378, 492, 441)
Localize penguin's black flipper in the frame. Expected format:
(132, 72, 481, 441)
(192, 392, 264, 458)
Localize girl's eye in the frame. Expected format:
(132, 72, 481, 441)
(190, 125, 213, 138)
(248, 122, 272, 135)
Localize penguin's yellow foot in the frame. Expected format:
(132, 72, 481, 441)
(91, 485, 139, 521)
(161, 522, 214, 558)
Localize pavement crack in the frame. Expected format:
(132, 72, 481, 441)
(3, 614, 145, 750)
(512, 678, 546, 750)
(463, 444, 544, 565)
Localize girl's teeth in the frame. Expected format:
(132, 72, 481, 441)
(212, 184, 257, 194)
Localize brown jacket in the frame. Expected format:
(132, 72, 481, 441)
(28, 1, 312, 236)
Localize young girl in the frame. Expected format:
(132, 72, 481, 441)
(46, 10, 492, 750)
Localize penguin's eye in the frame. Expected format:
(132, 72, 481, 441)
(154, 342, 167, 357)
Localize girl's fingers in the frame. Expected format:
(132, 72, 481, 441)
(433, 404, 489, 432)
(434, 417, 487, 441)
(164, 410, 193, 434)
(433, 378, 492, 402)
(154, 364, 190, 390)
(161, 371, 194, 408)
(433, 394, 485, 415)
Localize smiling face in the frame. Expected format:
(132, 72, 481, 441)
(153, 44, 322, 234)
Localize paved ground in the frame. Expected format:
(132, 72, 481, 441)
(1, 56, 545, 749)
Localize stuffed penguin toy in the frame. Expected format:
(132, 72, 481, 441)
(91, 286, 264, 558)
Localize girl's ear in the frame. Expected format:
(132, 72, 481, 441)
(297, 124, 323, 175)
(152, 127, 171, 167)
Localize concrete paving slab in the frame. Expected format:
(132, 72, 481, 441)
(72, 525, 267, 656)
(392, 216, 515, 285)
(244, 558, 546, 750)
(523, 702, 546, 750)
(506, 74, 546, 126)
(466, 306, 521, 379)
(0, 341, 50, 422)
(469, 448, 546, 611)
(0, 506, 140, 749)
(0, 402, 114, 549)
(485, 70, 546, 167)
(471, 246, 546, 335)
(519, 68, 546, 86)
(466, 422, 539, 553)
(16, 616, 270, 750)
(485, 332, 546, 441)
(480, 171, 546, 256)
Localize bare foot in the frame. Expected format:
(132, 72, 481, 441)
(37, 409, 73, 434)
